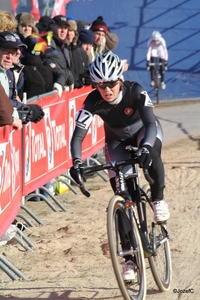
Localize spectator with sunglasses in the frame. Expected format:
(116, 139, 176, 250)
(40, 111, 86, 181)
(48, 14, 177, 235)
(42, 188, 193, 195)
(70, 50, 170, 282)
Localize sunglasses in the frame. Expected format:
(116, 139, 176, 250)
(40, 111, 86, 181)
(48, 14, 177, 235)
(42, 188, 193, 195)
(96, 80, 120, 90)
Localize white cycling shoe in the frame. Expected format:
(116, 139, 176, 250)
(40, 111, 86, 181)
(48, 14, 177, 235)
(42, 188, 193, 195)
(122, 260, 136, 282)
(152, 200, 170, 222)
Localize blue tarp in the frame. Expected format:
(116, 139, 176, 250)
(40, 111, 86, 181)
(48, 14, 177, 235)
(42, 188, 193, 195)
(67, 0, 200, 101)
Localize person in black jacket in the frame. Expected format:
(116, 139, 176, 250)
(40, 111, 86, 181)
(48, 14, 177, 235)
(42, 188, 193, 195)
(20, 35, 54, 99)
(42, 15, 74, 92)
(65, 19, 92, 88)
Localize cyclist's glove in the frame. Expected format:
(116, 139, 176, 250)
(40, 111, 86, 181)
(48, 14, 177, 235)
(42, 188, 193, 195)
(146, 60, 150, 71)
(136, 145, 152, 169)
(69, 158, 84, 185)
(164, 60, 168, 71)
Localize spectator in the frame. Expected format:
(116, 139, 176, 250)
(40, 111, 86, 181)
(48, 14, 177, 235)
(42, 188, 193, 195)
(17, 12, 39, 40)
(0, 31, 45, 124)
(90, 16, 108, 57)
(0, 83, 22, 130)
(66, 20, 92, 88)
(9, 42, 25, 102)
(6, 33, 27, 103)
(76, 19, 90, 33)
(0, 11, 25, 102)
(42, 15, 74, 92)
(105, 31, 119, 51)
(146, 31, 168, 90)
(78, 28, 95, 64)
(36, 15, 51, 33)
(20, 34, 54, 99)
(0, 10, 17, 32)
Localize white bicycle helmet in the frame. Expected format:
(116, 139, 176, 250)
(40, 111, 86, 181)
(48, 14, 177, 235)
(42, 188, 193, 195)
(89, 51, 124, 83)
(152, 31, 161, 41)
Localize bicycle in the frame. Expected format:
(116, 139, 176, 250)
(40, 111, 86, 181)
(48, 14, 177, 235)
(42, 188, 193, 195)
(75, 145, 172, 300)
(148, 61, 164, 104)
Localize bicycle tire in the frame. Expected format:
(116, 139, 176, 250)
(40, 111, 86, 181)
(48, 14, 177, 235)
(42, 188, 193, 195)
(141, 184, 172, 292)
(107, 195, 146, 300)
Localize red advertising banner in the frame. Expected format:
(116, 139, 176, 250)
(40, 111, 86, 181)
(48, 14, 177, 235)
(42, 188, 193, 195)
(0, 86, 105, 237)
(0, 126, 22, 237)
(23, 92, 69, 194)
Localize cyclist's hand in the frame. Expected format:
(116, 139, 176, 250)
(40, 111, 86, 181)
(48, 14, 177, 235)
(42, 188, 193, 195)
(164, 60, 168, 71)
(136, 145, 152, 169)
(146, 60, 150, 71)
(69, 158, 84, 185)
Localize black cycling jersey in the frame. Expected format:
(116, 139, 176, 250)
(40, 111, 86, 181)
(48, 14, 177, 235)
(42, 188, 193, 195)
(71, 80, 165, 201)
(71, 80, 160, 160)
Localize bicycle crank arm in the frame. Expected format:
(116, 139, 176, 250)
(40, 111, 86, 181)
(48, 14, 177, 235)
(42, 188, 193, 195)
(119, 247, 138, 257)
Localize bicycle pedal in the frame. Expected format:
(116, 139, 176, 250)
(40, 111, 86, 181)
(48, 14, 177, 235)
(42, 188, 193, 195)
(156, 220, 167, 225)
(124, 278, 137, 285)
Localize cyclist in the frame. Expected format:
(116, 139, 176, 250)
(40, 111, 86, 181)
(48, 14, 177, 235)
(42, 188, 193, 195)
(70, 51, 170, 281)
(146, 31, 168, 90)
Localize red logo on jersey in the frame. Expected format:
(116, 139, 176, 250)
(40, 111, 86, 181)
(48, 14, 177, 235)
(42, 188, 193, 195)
(124, 108, 133, 115)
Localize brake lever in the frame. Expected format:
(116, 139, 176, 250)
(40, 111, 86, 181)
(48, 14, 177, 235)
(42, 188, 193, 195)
(143, 168, 154, 185)
(76, 169, 91, 197)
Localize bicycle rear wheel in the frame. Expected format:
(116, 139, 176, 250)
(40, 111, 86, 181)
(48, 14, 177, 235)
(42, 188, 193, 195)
(107, 195, 146, 300)
(141, 184, 172, 292)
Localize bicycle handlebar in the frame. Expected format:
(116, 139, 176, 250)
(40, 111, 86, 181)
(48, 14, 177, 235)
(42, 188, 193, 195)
(149, 62, 163, 66)
(76, 154, 154, 197)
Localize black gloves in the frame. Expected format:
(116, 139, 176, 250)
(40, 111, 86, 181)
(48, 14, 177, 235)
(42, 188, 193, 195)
(17, 106, 33, 124)
(17, 104, 45, 124)
(28, 104, 45, 123)
(69, 159, 84, 185)
(74, 79, 84, 89)
(136, 145, 152, 169)
(146, 60, 150, 71)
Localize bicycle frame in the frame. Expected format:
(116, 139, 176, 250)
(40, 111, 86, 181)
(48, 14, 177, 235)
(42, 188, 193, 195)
(113, 161, 157, 258)
(80, 150, 169, 258)
(149, 61, 163, 104)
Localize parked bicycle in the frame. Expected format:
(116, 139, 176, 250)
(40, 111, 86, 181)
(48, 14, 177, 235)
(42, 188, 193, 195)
(75, 145, 172, 300)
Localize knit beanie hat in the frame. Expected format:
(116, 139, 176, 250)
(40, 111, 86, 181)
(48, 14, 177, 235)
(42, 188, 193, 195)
(79, 29, 94, 45)
(90, 16, 108, 33)
(106, 32, 119, 50)
(67, 20, 77, 31)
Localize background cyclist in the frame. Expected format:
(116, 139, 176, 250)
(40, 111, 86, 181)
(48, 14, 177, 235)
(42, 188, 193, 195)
(146, 31, 168, 90)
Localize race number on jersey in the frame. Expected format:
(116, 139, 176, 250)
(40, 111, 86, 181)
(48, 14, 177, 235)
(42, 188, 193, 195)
(75, 109, 93, 129)
(141, 91, 154, 107)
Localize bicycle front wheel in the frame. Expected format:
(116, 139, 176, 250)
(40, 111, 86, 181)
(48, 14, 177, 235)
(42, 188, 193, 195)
(107, 195, 146, 300)
(142, 184, 172, 292)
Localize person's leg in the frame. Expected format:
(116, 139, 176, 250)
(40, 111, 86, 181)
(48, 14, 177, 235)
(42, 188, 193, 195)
(159, 58, 165, 82)
(137, 123, 169, 221)
(150, 56, 156, 83)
